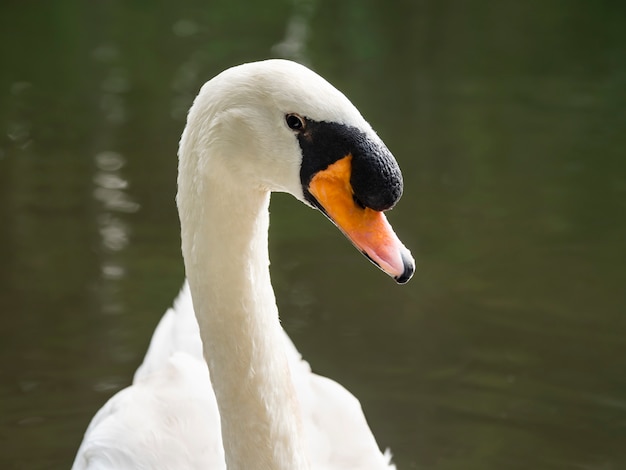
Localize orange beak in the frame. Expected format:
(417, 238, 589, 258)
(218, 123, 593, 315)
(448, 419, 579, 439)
(307, 155, 414, 283)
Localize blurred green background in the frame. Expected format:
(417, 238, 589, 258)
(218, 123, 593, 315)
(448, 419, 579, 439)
(0, 0, 625, 468)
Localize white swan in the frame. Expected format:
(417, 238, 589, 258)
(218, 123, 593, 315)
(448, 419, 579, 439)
(73, 59, 415, 470)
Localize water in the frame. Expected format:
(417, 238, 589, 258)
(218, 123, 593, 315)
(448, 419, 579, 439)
(1, 1, 625, 468)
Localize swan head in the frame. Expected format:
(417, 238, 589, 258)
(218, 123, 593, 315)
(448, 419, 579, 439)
(179, 59, 414, 283)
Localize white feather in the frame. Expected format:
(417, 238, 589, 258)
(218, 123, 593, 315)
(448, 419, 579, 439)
(73, 60, 399, 470)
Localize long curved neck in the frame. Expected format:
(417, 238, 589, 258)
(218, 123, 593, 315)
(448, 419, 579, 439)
(178, 163, 309, 469)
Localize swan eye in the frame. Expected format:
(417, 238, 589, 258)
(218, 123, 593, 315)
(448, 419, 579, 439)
(285, 113, 305, 131)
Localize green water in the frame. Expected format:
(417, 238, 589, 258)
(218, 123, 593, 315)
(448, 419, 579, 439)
(0, 1, 625, 468)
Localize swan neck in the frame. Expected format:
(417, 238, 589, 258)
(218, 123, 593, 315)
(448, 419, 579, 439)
(179, 175, 309, 470)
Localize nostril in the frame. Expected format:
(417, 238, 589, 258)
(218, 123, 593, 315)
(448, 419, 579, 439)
(357, 189, 400, 212)
(352, 194, 366, 209)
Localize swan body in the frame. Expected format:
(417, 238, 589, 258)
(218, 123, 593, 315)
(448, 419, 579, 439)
(73, 59, 414, 470)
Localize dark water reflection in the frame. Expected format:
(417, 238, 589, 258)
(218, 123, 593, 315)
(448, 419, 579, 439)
(1, 0, 625, 468)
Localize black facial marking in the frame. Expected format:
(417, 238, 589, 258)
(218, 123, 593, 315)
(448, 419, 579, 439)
(298, 120, 403, 212)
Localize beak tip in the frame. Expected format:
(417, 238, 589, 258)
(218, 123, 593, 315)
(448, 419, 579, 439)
(394, 250, 415, 284)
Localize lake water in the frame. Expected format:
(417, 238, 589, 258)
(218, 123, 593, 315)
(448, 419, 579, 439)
(0, 1, 625, 469)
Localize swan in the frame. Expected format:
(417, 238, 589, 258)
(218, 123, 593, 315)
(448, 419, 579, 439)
(73, 59, 415, 470)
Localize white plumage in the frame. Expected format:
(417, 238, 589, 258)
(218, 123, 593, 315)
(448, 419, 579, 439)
(73, 59, 412, 470)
